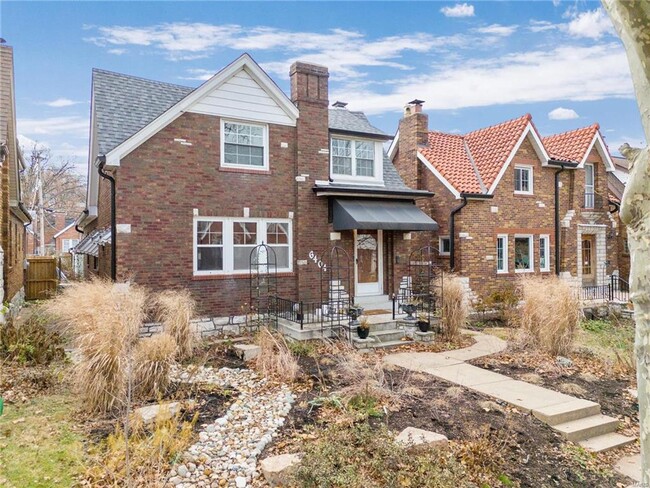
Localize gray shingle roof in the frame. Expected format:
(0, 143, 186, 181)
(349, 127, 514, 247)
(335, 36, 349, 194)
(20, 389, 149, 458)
(93, 69, 193, 155)
(93, 70, 389, 155)
(328, 108, 389, 138)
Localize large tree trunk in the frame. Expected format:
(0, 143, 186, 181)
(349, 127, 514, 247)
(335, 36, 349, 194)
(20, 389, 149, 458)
(602, 0, 650, 482)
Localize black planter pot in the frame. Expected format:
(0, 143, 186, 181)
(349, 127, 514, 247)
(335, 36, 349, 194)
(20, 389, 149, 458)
(357, 326, 370, 339)
(417, 321, 430, 333)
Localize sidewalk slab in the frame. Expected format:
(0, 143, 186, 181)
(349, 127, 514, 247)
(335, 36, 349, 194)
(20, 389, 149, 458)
(384, 352, 462, 372)
(472, 379, 577, 412)
(429, 363, 512, 387)
(533, 398, 600, 425)
(615, 454, 641, 482)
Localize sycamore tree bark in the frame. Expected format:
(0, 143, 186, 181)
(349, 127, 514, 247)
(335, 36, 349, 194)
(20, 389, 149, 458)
(602, 0, 650, 482)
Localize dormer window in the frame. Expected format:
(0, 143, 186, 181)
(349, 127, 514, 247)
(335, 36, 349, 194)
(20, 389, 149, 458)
(331, 137, 382, 183)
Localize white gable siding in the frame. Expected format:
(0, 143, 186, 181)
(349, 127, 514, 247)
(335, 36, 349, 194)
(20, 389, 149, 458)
(187, 68, 296, 126)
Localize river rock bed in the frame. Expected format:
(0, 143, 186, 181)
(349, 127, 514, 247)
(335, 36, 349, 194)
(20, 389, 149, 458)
(167, 366, 294, 488)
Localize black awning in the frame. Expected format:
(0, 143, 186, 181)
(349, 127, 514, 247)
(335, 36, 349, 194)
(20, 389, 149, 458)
(332, 199, 439, 231)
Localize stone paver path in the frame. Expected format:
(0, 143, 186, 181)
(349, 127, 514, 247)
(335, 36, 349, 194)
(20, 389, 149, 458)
(385, 330, 635, 453)
(168, 366, 294, 488)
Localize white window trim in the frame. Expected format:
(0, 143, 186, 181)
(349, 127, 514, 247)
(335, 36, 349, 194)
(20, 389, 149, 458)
(438, 236, 450, 256)
(496, 234, 508, 274)
(330, 136, 384, 185)
(539, 234, 550, 272)
(584, 162, 595, 208)
(193, 217, 292, 276)
(514, 164, 534, 195)
(514, 234, 534, 273)
(220, 119, 269, 171)
(62, 239, 79, 253)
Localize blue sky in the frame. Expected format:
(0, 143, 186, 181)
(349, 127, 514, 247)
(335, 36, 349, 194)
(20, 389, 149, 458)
(1, 1, 646, 175)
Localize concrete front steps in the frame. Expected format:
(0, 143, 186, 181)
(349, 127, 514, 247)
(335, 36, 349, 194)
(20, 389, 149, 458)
(353, 317, 408, 350)
(533, 398, 634, 452)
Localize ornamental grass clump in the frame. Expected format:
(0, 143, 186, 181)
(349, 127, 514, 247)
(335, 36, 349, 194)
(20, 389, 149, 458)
(155, 289, 196, 361)
(46, 279, 147, 413)
(517, 275, 581, 357)
(254, 327, 299, 383)
(441, 274, 469, 341)
(133, 333, 177, 400)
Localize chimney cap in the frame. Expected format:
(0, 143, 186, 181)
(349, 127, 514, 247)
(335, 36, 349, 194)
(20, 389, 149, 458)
(409, 99, 425, 106)
(332, 101, 348, 108)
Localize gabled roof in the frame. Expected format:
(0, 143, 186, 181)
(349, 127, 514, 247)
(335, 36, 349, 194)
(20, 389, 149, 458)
(53, 221, 77, 239)
(543, 124, 599, 163)
(418, 114, 546, 196)
(93, 69, 193, 155)
(329, 108, 390, 139)
(542, 124, 615, 172)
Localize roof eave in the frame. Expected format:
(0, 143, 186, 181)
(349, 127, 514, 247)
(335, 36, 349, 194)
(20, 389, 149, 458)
(313, 185, 433, 199)
(329, 129, 392, 141)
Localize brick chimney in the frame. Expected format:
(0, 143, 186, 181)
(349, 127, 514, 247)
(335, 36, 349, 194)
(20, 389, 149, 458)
(289, 62, 330, 302)
(396, 99, 429, 190)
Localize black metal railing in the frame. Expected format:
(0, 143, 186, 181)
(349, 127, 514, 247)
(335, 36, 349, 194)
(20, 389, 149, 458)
(582, 275, 630, 302)
(392, 289, 441, 320)
(271, 296, 327, 329)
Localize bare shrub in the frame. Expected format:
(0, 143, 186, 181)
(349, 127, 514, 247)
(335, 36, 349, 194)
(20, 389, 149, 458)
(45, 279, 147, 413)
(441, 275, 469, 340)
(614, 350, 636, 376)
(254, 327, 299, 383)
(155, 289, 196, 360)
(84, 408, 197, 486)
(134, 333, 177, 400)
(517, 275, 581, 357)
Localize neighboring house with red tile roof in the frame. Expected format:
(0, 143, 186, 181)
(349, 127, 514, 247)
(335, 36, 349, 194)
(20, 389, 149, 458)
(391, 101, 619, 302)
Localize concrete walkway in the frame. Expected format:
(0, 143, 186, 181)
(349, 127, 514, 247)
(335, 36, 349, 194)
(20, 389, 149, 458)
(615, 454, 641, 483)
(385, 330, 635, 453)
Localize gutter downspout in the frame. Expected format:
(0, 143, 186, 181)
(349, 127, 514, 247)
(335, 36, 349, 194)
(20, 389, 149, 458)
(554, 165, 566, 276)
(97, 157, 116, 281)
(449, 195, 468, 271)
(75, 209, 88, 234)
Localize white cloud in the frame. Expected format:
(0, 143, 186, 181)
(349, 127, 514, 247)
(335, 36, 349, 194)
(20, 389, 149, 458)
(567, 9, 614, 39)
(440, 3, 475, 18)
(108, 48, 126, 55)
(18, 116, 88, 137)
(476, 24, 517, 37)
(331, 43, 633, 114)
(548, 107, 579, 120)
(181, 69, 215, 81)
(528, 20, 559, 33)
(43, 98, 81, 108)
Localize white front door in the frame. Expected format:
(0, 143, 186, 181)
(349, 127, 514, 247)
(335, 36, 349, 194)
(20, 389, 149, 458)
(355, 229, 383, 296)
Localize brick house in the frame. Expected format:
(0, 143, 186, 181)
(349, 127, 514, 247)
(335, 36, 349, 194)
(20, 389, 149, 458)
(390, 103, 617, 302)
(0, 44, 31, 310)
(52, 219, 81, 255)
(608, 155, 630, 282)
(75, 54, 438, 319)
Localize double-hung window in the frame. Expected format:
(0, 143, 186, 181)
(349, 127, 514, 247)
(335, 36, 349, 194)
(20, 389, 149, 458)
(331, 138, 378, 180)
(514, 235, 533, 272)
(496, 234, 508, 273)
(62, 239, 79, 253)
(221, 120, 267, 170)
(539, 235, 550, 272)
(514, 165, 533, 194)
(194, 218, 292, 275)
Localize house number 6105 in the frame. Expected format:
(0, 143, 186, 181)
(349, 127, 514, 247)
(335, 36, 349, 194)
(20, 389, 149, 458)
(308, 250, 328, 272)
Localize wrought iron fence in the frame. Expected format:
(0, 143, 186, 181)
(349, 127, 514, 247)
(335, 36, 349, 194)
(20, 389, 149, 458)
(582, 275, 630, 302)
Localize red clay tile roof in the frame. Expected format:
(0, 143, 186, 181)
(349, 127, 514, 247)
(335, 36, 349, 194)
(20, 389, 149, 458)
(419, 114, 533, 194)
(420, 132, 483, 194)
(464, 114, 532, 190)
(542, 123, 599, 162)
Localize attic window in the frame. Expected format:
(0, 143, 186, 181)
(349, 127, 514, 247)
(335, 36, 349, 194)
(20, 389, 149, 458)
(514, 165, 533, 195)
(221, 120, 268, 170)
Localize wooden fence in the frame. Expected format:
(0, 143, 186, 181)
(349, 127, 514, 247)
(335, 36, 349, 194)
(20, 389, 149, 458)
(26, 256, 59, 300)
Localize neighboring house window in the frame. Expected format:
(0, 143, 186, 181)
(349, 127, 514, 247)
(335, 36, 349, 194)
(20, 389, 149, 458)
(93, 256, 98, 271)
(514, 165, 533, 194)
(623, 238, 630, 255)
(496, 234, 508, 274)
(194, 218, 292, 275)
(539, 235, 550, 272)
(439, 236, 451, 256)
(331, 138, 379, 180)
(584, 163, 595, 208)
(514, 235, 533, 272)
(221, 120, 268, 170)
(62, 239, 79, 253)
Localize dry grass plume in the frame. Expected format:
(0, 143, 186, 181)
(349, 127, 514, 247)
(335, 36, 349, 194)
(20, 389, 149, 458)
(134, 333, 177, 400)
(155, 289, 196, 360)
(254, 327, 299, 383)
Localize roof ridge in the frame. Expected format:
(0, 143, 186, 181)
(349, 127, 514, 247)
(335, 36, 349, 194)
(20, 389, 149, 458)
(92, 68, 194, 91)
(542, 123, 599, 141)
(465, 113, 530, 138)
(463, 140, 487, 193)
